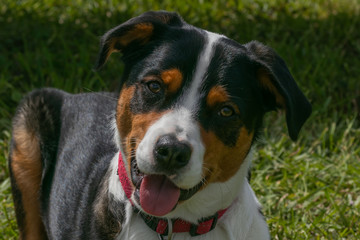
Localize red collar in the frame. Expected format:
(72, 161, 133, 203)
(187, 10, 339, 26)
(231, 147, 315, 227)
(117, 152, 228, 237)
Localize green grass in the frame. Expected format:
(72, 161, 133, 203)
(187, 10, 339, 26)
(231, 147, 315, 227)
(0, 0, 359, 239)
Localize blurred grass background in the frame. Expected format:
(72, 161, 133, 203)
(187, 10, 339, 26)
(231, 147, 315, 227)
(0, 0, 359, 239)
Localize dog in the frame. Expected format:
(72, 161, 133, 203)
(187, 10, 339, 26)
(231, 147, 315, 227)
(9, 11, 311, 240)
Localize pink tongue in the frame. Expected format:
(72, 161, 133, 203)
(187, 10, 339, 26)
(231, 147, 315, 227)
(140, 175, 180, 216)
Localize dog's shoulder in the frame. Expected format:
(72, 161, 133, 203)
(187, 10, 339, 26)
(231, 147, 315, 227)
(12, 87, 118, 158)
(11, 88, 121, 239)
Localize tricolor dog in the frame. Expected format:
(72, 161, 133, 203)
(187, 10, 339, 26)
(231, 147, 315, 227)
(9, 11, 311, 240)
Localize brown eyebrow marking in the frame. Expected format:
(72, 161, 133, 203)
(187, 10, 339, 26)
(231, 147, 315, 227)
(206, 85, 230, 107)
(161, 68, 183, 94)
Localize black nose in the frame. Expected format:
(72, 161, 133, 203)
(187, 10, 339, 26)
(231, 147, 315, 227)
(154, 134, 192, 170)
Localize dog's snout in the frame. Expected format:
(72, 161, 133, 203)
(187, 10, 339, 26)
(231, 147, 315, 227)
(154, 134, 191, 169)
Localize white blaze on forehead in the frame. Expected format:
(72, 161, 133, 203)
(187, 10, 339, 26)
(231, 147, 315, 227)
(183, 31, 223, 109)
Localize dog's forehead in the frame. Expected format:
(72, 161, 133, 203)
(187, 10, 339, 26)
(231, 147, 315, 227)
(128, 28, 253, 106)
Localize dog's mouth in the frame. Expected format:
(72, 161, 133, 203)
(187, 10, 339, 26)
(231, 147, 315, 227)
(130, 157, 203, 216)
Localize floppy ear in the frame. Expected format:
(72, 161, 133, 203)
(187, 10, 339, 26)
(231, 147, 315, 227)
(94, 11, 184, 70)
(245, 41, 312, 140)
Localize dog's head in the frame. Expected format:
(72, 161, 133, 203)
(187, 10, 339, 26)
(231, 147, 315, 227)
(96, 11, 311, 217)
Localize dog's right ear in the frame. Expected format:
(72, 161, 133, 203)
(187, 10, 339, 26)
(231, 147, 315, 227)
(94, 11, 184, 70)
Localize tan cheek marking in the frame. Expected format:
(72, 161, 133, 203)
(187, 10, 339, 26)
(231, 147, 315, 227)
(201, 127, 254, 183)
(11, 126, 47, 240)
(105, 23, 154, 63)
(161, 68, 183, 94)
(206, 85, 230, 108)
(116, 86, 167, 171)
(129, 112, 165, 142)
(258, 68, 286, 108)
(117, 85, 136, 144)
(126, 112, 166, 172)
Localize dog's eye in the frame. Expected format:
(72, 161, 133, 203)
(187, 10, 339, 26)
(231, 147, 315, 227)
(219, 106, 234, 117)
(147, 81, 162, 93)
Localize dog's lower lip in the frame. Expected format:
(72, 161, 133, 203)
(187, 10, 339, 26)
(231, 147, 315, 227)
(179, 180, 204, 201)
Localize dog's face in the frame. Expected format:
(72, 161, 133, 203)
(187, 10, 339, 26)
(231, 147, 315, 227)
(96, 11, 311, 217)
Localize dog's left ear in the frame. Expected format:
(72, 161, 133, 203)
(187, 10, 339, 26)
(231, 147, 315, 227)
(94, 11, 184, 70)
(245, 41, 312, 140)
